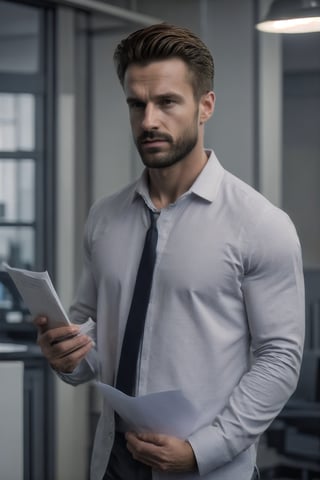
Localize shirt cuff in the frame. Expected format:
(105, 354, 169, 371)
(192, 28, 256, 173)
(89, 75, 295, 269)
(188, 425, 231, 476)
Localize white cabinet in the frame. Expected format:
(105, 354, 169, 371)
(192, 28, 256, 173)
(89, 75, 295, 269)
(0, 361, 24, 480)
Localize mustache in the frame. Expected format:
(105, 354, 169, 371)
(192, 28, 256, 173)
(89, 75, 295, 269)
(138, 130, 173, 143)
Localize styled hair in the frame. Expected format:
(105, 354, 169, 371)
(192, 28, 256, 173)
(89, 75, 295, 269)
(113, 23, 214, 99)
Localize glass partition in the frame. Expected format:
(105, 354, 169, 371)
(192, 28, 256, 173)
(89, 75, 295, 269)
(0, 1, 45, 272)
(0, 94, 35, 151)
(0, 159, 35, 223)
(0, 1, 40, 74)
(0, 226, 34, 268)
(0, 0, 53, 331)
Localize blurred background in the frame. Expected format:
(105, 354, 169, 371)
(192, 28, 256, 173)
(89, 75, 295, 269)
(0, 0, 319, 479)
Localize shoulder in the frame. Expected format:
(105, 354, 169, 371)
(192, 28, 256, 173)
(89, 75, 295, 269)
(92, 180, 138, 213)
(221, 169, 295, 233)
(219, 169, 301, 267)
(87, 179, 138, 225)
(222, 170, 273, 217)
(83, 179, 139, 245)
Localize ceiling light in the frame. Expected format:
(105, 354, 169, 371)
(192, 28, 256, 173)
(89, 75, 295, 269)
(256, 0, 320, 33)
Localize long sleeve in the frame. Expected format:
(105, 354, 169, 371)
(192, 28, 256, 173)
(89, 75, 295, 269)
(188, 207, 305, 475)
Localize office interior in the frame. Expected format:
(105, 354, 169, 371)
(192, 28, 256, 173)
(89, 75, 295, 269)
(0, 0, 319, 479)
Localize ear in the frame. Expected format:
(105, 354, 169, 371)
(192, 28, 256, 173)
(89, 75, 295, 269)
(199, 91, 215, 125)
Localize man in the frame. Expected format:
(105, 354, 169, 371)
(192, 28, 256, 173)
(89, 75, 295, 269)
(35, 23, 305, 480)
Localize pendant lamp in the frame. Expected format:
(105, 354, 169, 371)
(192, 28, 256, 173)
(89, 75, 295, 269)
(256, 0, 320, 33)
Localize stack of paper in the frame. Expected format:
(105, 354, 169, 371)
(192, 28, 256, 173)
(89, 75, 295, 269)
(2, 263, 95, 336)
(3, 263, 70, 328)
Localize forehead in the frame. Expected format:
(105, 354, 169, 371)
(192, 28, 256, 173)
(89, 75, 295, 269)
(123, 58, 193, 96)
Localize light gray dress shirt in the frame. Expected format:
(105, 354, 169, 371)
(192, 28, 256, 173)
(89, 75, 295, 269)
(62, 150, 305, 480)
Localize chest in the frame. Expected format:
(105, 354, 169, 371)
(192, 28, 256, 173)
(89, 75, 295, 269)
(91, 202, 245, 299)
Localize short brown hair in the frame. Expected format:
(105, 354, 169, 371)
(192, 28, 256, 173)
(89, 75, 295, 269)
(113, 23, 214, 99)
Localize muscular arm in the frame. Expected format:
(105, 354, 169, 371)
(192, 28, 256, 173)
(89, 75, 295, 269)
(188, 209, 305, 475)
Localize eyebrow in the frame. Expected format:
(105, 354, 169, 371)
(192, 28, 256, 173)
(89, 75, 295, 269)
(126, 97, 141, 105)
(126, 92, 184, 104)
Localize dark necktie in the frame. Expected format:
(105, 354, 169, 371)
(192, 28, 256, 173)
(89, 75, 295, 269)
(116, 208, 158, 395)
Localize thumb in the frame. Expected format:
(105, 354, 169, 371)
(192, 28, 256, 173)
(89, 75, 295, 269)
(33, 315, 48, 334)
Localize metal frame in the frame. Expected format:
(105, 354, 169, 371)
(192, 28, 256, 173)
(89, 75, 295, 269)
(51, 0, 161, 25)
(0, 3, 56, 479)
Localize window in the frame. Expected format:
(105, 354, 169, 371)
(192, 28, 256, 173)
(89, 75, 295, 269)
(0, 1, 53, 272)
(0, 0, 54, 325)
(0, 94, 36, 268)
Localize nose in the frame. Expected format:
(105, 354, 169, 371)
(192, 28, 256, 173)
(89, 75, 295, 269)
(141, 103, 159, 130)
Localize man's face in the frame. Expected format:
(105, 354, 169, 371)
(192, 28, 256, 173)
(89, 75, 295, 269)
(123, 58, 200, 169)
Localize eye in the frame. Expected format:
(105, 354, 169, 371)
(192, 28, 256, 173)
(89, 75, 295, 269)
(160, 98, 175, 107)
(128, 100, 145, 110)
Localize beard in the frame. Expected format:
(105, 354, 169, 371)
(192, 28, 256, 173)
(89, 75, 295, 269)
(135, 119, 199, 170)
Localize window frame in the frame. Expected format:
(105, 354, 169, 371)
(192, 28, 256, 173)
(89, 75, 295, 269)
(0, 2, 55, 275)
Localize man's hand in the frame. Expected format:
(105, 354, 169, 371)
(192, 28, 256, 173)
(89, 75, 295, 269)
(34, 316, 93, 373)
(125, 432, 197, 473)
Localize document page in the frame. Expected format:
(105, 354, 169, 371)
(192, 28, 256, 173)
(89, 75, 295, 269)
(2, 263, 95, 336)
(3, 263, 70, 328)
(96, 382, 198, 438)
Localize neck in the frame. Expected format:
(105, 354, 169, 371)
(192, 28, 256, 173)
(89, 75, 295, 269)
(148, 148, 208, 209)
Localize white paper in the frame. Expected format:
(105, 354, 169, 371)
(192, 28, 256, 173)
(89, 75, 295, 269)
(3, 262, 70, 328)
(95, 382, 198, 439)
(2, 263, 95, 337)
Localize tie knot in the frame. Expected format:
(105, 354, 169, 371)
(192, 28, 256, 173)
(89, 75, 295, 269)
(148, 209, 158, 228)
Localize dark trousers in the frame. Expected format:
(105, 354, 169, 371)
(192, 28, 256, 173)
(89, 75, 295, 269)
(103, 432, 260, 480)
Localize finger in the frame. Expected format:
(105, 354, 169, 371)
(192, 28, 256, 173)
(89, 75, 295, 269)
(38, 325, 80, 348)
(136, 432, 166, 446)
(33, 315, 49, 334)
(127, 443, 164, 471)
(49, 330, 80, 346)
(37, 331, 86, 367)
(42, 333, 90, 360)
(58, 335, 93, 358)
(50, 338, 94, 373)
(126, 433, 163, 461)
(125, 431, 137, 442)
(125, 431, 164, 445)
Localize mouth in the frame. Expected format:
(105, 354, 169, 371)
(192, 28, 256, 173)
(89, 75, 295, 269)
(140, 139, 168, 149)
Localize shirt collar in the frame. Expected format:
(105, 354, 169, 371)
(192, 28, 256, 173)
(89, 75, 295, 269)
(133, 170, 154, 209)
(189, 149, 224, 202)
(133, 149, 225, 206)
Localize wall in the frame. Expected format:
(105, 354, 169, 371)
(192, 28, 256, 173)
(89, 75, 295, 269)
(206, 0, 256, 184)
(282, 34, 320, 268)
(55, 8, 89, 480)
(91, 28, 133, 201)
